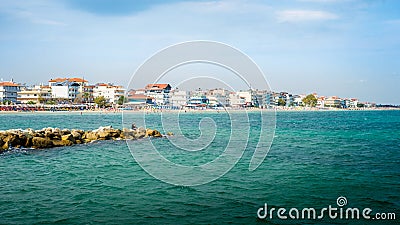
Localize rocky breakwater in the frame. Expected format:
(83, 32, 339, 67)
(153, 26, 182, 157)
(0, 126, 169, 152)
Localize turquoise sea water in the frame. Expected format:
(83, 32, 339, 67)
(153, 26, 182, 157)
(0, 111, 399, 224)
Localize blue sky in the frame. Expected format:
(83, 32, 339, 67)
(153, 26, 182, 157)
(0, 0, 399, 104)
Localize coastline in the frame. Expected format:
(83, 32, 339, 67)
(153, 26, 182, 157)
(0, 107, 398, 115)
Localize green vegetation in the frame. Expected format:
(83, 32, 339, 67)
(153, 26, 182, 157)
(26, 101, 36, 105)
(302, 94, 317, 107)
(2, 100, 12, 105)
(117, 96, 127, 105)
(94, 96, 107, 108)
(46, 100, 56, 105)
(83, 92, 90, 103)
(278, 98, 286, 106)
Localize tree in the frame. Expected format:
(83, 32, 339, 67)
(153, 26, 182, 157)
(117, 96, 127, 105)
(26, 100, 36, 105)
(38, 96, 45, 104)
(94, 96, 107, 108)
(278, 98, 286, 106)
(83, 92, 90, 104)
(302, 94, 317, 107)
(2, 100, 12, 105)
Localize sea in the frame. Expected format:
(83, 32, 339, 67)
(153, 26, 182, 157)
(0, 110, 399, 224)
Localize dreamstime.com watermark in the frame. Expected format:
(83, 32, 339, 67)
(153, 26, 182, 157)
(257, 196, 396, 221)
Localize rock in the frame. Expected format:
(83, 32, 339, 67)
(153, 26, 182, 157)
(0, 125, 164, 151)
(97, 130, 111, 140)
(71, 131, 81, 141)
(0, 138, 5, 151)
(52, 139, 74, 147)
(146, 129, 162, 137)
(82, 139, 93, 143)
(84, 131, 98, 141)
(145, 129, 153, 137)
(32, 137, 53, 149)
(109, 129, 121, 138)
(17, 134, 27, 148)
(61, 129, 71, 135)
(62, 134, 76, 143)
(134, 128, 146, 139)
(3, 133, 24, 148)
(25, 135, 33, 147)
(166, 132, 174, 136)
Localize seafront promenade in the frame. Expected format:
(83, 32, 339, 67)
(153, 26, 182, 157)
(0, 104, 398, 114)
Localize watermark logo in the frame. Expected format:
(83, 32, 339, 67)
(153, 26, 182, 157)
(257, 196, 396, 221)
(336, 196, 347, 207)
(123, 41, 276, 186)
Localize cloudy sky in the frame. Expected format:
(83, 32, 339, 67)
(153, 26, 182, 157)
(0, 0, 399, 104)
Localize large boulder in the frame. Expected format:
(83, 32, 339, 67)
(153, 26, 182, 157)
(32, 137, 53, 149)
(24, 134, 33, 148)
(97, 130, 111, 140)
(134, 128, 146, 139)
(52, 139, 74, 147)
(84, 131, 98, 141)
(61, 129, 71, 135)
(62, 134, 76, 143)
(3, 133, 25, 148)
(146, 129, 162, 137)
(0, 138, 5, 151)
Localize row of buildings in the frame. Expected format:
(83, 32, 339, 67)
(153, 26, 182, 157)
(0, 78, 124, 105)
(125, 84, 374, 109)
(0, 78, 374, 108)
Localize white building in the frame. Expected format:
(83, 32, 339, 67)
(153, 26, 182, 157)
(93, 83, 125, 104)
(206, 88, 230, 107)
(48, 78, 88, 101)
(228, 92, 247, 108)
(17, 85, 52, 104)
(0, 80, 21, 103)
(144, 84, 171, 105)
(170, 90, 188, 108)
(317, 96, 326, 108)
(293, 94, 306, 106)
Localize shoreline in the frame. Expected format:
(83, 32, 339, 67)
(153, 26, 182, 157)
(0, 107, 399, 115)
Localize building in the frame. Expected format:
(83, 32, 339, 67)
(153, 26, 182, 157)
(293, 94, 305, 107)
(205, 88, 230, 107)
(144, 84, 171, 105)
(228, 92, 247, 108)
(93, 83, 125, 104)
(0, 80, 21, 103)
(170, 89, 189, 108)
(279, 92, 294, 107)
(17, 85, 51, 104)
(81, 85, 94, 103)
(317, 96, 326, 108)
(324, 96, 342, 108)
(187, 95, 209, 108)
(48, 77, 88, 101)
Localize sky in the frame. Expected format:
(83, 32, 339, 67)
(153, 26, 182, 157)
(0, 0, 399, 104)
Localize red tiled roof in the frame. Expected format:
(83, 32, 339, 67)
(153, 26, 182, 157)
(48, 78, 88, 83)
(145, 83, 170, 90)
(0, 82, 20, 87)
(128, 94, 154, 100)
(68, 78, 88, 82)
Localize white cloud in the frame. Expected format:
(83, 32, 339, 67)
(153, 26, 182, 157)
(276, 10, 338, 22)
